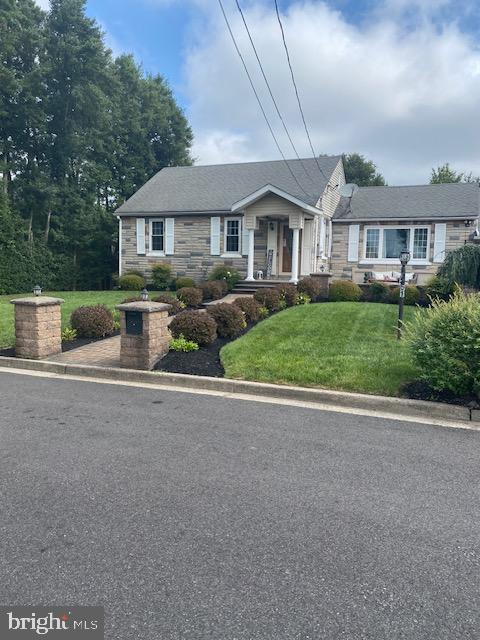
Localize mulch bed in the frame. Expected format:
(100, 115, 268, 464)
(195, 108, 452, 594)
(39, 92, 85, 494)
(401, 380, 479, 409)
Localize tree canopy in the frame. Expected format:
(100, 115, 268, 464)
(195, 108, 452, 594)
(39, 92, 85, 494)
(342, 153, 386, 187)
(430, 163, 479, 184)
(0, 0, 192, 293)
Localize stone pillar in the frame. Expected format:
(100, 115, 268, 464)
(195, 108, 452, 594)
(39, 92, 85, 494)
(290, 228, 300, 284)
(310, 272, 332, 299)
(116, 301, 172, 371)
(246, 228, 255, 281)
(11, 296, 64, 359)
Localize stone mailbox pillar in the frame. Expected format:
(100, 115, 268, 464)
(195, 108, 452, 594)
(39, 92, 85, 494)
(310, 272, 332, 299)
(11, 296, 64, 359)
(116, 301, 172, 370)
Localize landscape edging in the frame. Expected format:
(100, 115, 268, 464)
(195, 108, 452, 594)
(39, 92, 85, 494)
(0, 354, 471, 424)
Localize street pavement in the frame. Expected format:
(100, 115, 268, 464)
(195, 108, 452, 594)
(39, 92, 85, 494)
(1, 371, 479, 639)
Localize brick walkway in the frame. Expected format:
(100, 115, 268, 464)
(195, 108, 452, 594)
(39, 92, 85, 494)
(48, 335, 121, 367)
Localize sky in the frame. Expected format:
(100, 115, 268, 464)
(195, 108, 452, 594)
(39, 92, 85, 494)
(36, 0, 480, 185)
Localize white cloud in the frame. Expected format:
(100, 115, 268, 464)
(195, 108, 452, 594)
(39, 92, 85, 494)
(35, 0, 50, 9)
(183, 0, 480, 184)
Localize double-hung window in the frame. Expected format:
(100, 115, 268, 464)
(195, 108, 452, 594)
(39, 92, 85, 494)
(364, 226, 429, 262)
(225, 218, 241, 254)
(150, 220, 164, 253)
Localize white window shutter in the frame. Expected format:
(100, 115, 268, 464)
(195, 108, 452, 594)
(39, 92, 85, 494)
(242, 220, 250, 256)
(301, 219, 314, 275)
(433, 223, 447, 263)
(211, 217, 220, 255)
(165, 218, 175, 255)
(347, 224, 360, 262)
(136, 218, 145, 255)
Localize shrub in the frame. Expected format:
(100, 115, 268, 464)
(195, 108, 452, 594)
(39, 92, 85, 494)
(200, 280, 227, 300)
(176, 287, 203, 307)
(209, 266, 241, 291)
(151, 263, 172, 290)
(70, 304, 115, 338)
(276, 283, 298, 307)
(425, 276, 455, 302)
(170, 310, 217, 346)
(367, 281, 390, 302)
(151, 294, 186, 315)
(389, 284, 420, 306)
(174, 276, 195, 290)
(258, 306, 270, 319)
(406, 290, 480, 396)
(207, 303, 246, 338)
(232, 297, 261, 323)
(118, 273, 145, 290)
(297, 292, 311, 305)
(61, 327, 77, 342)
(438, 244, 480, 289)
(170, 334, 199, 352)
(253, 287, 282, 311)
(329, 280, 362, 302)
(297, 277, 322, 301)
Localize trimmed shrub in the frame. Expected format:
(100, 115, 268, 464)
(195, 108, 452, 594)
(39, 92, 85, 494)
(276, 283, 298, 307)
(406, 290, 480, 396)
(177, 287, 203, 307)
(151, 294, 185, 315)
(368, 281, 390, 302)
(209, 266, 241, 291)
(425, 276, 455, 302)
(170, 334, 199, 352)
(118, 273, 145, 290)
(297, 276, 322, 301)
(200, 280, 227, 301)
(174, 276, 195, 290)
(207, 303, 247, 338)
(232, 297, 261, 323)
(329, 280, 362, 302)
(170, 310, 217, 346)
(253, 287, 282, 311)
(71, 304, 115, 338)
(152, 263, 172, 290)
(389, 284, 420, 306)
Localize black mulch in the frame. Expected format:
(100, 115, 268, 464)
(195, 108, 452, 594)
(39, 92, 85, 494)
(401, 380, 480, 409)
(0, 347, 15, 357)
(154, 335, 230, 377)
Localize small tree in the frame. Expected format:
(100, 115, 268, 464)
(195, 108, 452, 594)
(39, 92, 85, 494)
(438, 245, 480, 290)
(343, 153, 386, 186)
(430, 163, 463, 184)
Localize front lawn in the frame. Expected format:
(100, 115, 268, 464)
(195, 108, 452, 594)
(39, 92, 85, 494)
(221, 302, 420, 397)
(0, 290, 167, 348)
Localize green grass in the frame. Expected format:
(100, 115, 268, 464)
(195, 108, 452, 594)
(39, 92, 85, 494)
(221, 302, 421, 397)
(0, 290, 169, 348)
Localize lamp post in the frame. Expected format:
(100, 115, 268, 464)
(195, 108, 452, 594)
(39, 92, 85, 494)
(397, 248, 411, 340)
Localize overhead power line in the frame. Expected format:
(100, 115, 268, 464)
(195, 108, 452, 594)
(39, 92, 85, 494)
(273, 0, 328, 182)
(217, 0, 311, 199)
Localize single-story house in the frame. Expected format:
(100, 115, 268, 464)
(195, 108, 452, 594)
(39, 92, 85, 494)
(115, 156, 480, 286)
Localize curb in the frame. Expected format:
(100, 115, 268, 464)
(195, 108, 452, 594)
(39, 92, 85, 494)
(0, 354, 472, 425)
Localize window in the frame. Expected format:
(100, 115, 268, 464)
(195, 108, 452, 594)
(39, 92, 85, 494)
(363, 226, 429, 262)
(225, 218, 240, 254)
(150, 220, 164, 253)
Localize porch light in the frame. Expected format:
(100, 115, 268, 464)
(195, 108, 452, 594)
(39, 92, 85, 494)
(141, 288, 149, 302)
(33, 285, 42, 297)
(399, 249, 411, 267)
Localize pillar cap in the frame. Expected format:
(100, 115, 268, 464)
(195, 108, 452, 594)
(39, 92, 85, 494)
(10, 296, 64, 306)
(116, 301, 171, 313)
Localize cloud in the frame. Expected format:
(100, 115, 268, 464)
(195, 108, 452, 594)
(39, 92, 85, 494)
(35, 0, 50, 9)
(183, 0, 480, 184)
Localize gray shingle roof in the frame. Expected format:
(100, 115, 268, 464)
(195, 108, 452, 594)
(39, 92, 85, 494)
(334, 182, 480, 221)
(116, 156, 341, 215)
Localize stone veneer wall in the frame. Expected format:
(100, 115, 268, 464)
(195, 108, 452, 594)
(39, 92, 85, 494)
(117, 301, 171, 370)
(330, 220, 472, 285)
(11, 296, 63, 359)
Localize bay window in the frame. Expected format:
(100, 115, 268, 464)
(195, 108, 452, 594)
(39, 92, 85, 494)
(364, 226, 430, 262)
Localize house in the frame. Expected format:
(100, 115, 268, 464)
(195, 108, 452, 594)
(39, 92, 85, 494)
(115, 156, 480, 286)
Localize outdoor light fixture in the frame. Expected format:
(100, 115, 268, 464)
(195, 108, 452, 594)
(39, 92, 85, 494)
(397, 249, 411, 339)
(399, 249, 411, 267)
(465, 220, 472, 228)
(141, 288, 149, 302)
(33, 285, 42, 297)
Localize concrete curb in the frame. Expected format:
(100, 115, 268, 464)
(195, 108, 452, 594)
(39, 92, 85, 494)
(0, 354, 472, 424)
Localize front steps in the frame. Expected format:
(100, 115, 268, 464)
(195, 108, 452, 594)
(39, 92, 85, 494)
(233, 279, 291, 294)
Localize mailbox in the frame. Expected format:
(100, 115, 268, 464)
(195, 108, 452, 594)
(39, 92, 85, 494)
(125, 310, 143, 335)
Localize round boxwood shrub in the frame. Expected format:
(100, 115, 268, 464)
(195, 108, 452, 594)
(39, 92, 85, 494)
(176, 287, 203, 307)
(175, 276, 195, 290)
(389, 284, 420, 306)
(329, 280, 362, 302)
(200, 280, 227, 301)
(118, 273, 145, 290)
(151, 294, 186, 315)
(170, 310, 217, 346)
(368, 281, 390, 302)
(232, 296, 261, 323)
(151, 263, 172, 290)
(206, 302, 246, 338)
(276, 283, 298, 307)
(209, 266, 241, 291)
(297, 276, 322, 301)
(71, 304, 115, 338)
(406, 290, 480, 396)
(253, 287, 282, 311)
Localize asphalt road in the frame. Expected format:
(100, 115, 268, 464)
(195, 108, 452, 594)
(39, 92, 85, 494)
(1, 371, 480, 639)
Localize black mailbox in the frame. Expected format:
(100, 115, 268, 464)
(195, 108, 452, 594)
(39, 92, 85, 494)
(125, 310, 143, 336)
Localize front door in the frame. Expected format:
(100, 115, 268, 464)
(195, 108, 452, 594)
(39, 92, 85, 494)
(281, 224, 293, 273)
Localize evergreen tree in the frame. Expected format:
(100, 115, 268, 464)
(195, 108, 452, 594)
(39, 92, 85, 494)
(343, 153, 386, 186)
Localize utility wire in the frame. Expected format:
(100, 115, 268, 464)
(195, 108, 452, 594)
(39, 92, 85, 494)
(217, 0, 311, 199)
(234, 0, 315, 184)
(274, 0, 328, 182)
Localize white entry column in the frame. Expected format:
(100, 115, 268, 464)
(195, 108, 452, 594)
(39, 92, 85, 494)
(246, 228, 255, 281)
(290, 227, 300, 284)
